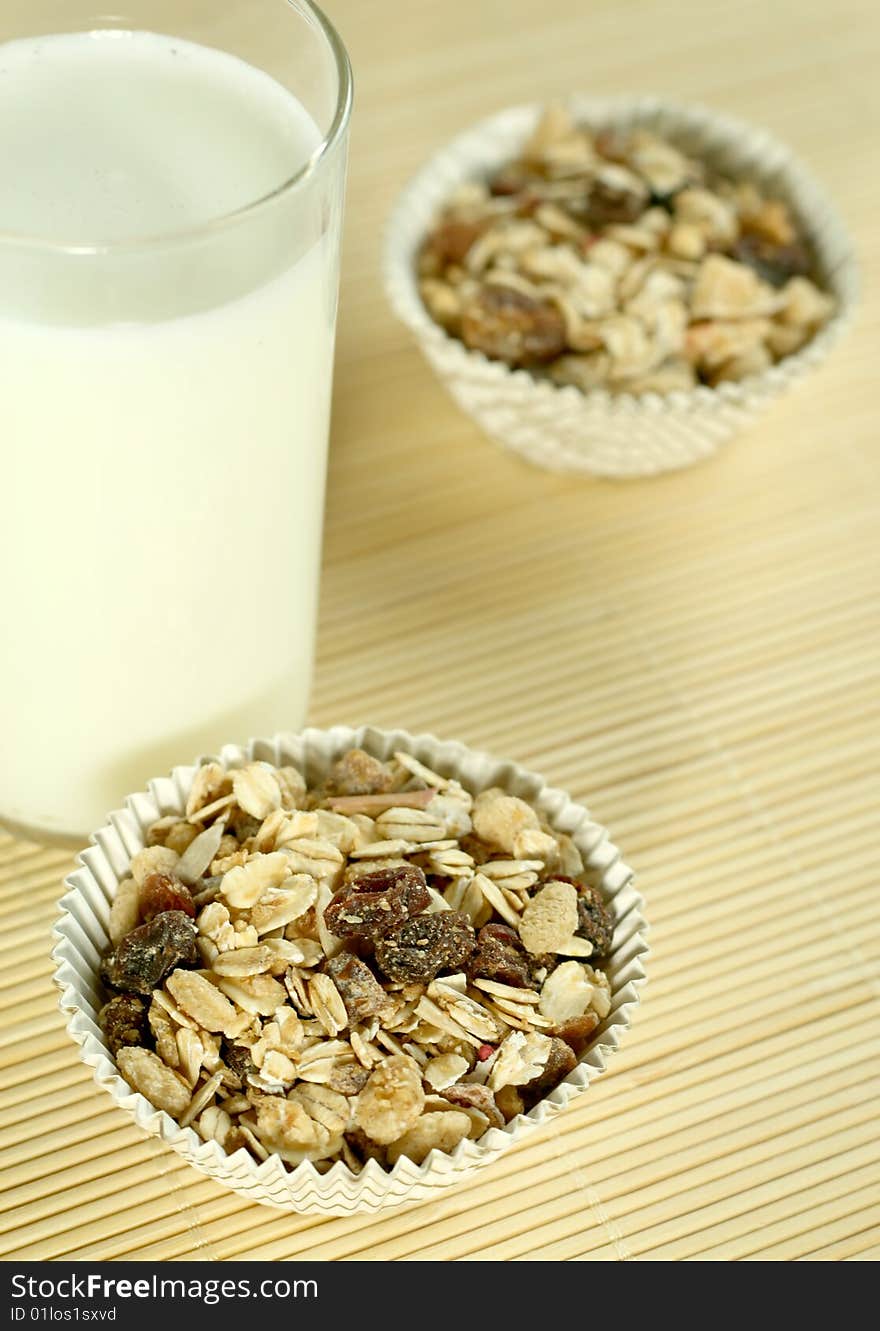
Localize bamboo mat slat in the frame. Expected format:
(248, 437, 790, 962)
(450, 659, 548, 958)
(1, 0, 879, 1261)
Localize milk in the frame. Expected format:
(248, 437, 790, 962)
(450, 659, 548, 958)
(0, 32, 342, 839)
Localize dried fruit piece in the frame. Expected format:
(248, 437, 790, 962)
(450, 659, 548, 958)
(439, 1082, 505, 1129)
(521, 1036, 577, 1105)
(730, 233, 811, 288)
(574, 883, 614, 959)
(555, 1011, 600, 1054)
(140, 872, 195, 922)
(586, 164, 649, 225)
(325, 952, 391, 1024)
(324, 864, 430, 940)
(222, 1042, 256, 1084)
(117, 1046, 192, 1116)
(518, 880, 579, 956)
(129, 845, 179, 888)
(99, 993, 148, 1055)
(353, 1055, 425, 1144)
(494, 1085, 525, 1121)
(460, 286, 566, 366)
(467, 922, 534, 988)
(374, 911, 476, 984)
(100, 911, 197, 996)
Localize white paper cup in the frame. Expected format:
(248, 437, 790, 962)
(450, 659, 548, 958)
(384, 96, 858, 478)
(52, 725, 648, 1215)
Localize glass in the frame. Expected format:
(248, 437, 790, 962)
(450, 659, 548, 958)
(0, 1, 352, 842)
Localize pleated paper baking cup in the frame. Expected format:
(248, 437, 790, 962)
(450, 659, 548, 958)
(384, 97, 857, 477)
(53, 725, 647, 1215)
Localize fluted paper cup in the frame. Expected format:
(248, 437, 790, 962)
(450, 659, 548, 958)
(53, 726, 648, 1215)
(384, 96, 857, 477)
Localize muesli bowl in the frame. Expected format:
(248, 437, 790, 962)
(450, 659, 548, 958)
(384, 96, 857, 477)
(52, 725, 647, 1215)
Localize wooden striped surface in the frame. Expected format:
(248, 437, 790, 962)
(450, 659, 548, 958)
(2, 0, 879, 1261)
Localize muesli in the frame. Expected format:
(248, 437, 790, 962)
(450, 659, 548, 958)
(417, 105, 835, 393)
(99, 748, 614, 1171)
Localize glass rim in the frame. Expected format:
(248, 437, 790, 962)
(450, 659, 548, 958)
(0, 0, 353, 257)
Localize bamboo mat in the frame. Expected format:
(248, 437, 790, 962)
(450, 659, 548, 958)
(2, 0, 879, 1261)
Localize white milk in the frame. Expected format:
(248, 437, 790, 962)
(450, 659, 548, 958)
(0, 32, 339, 838)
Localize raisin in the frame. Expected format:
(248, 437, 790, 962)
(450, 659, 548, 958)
(324, 748, 394, 797)
(585, 174, 648, 226)
(460, 286, 567, 366)
(467, 922, 533, 988)
(554, 1011, 600, 1055)
(490, 164, 541, 196)
(99, 993, 148, 1055)
(140, 872, 195, 922)
(521, 1037, 577, 1107)
(440, 1082, 505, 1129)
(325, 952, 390, 1024)
(100, 910, 197, 996)
(729, 233, 812, 288)
(574, 884, 615, 959)
(374, 910, 475, 984)
(222, 1042, 256, 1083)
(324, 864, 430, 941)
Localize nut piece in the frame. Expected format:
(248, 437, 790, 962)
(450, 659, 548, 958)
(129, 846, 179, 889)
(325, 749, 394, 797)
(518, 880, 579, 955)
(354, 1055, 425, 1144)
(108, 877, 140, 945)
(386, 1110, 472, 1165)
(117, 1046, 191, 1116)
(472, 788, 541, 856)
(165, 969, 240, 1036)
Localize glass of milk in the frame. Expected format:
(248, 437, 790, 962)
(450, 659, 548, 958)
(0, 1, 352, 843)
